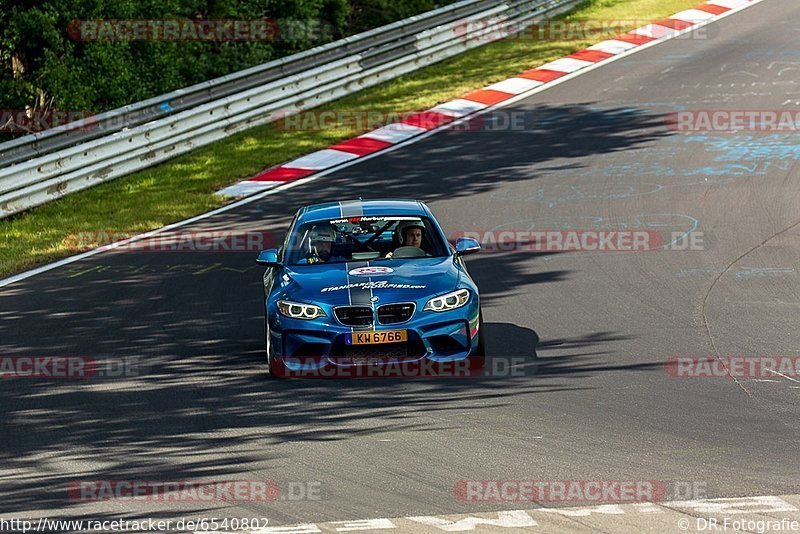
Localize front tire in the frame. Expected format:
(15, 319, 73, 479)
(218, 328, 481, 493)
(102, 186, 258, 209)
(265, 316, 286, 378)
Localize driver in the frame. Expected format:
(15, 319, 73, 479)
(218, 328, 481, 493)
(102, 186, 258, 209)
(400, 221, 424, 249)
(305, 225, 345, 263)
(385, 220, 427, 258)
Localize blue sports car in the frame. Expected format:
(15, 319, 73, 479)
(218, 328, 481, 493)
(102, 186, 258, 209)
(256, 199, 484, 377)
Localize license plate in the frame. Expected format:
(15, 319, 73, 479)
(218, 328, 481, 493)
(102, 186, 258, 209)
(346, 330, 407, 345)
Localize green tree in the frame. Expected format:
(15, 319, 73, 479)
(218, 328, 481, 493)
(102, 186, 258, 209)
(0, 0, 454, 138)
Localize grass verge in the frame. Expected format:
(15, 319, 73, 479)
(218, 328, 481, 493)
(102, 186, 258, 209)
(0, 0, 700, 277)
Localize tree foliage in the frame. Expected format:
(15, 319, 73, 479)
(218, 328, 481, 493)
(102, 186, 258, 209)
(0, 0, 453, 123)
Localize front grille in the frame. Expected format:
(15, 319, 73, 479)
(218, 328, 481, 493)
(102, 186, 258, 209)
(377, 303, 415, 325)
(334, 306, 373, 326)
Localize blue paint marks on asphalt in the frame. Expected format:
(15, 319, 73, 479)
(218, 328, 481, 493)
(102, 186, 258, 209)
(563, 132, 800, 180)
(683, 135, 800, 168)
(564, 162, 758, 178)
(734, 267, 795, 280)
(676, 267, 795, 279)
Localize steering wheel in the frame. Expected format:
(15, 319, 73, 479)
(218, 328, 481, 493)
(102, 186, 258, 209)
(390, 246, 429, 259)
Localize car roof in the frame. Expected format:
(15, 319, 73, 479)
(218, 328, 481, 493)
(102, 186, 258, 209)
(297, 199, 431, 223)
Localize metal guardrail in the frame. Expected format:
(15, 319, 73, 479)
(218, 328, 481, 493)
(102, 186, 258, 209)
(0, 0, 580, 219)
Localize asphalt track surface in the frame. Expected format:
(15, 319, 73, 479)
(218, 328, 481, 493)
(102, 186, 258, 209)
(2, 1, 800, 531)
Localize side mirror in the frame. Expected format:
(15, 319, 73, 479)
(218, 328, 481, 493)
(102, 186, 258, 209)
(454, 237, 481, 256)
(256, 249, 281, 267)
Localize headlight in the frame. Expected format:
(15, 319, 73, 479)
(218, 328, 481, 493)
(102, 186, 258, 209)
(278, 300, 326, 319)
(424, 289, 470, 312)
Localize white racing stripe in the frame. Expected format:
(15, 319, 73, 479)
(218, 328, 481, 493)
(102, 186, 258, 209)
(0, 0, 767, 290)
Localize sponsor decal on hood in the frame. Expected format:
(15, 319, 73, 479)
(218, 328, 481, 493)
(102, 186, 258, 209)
(321, 280, 426, 293)
(349, 266, 393, 276)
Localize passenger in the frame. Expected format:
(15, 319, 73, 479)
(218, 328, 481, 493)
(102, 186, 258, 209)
(305, 226, 346, 263)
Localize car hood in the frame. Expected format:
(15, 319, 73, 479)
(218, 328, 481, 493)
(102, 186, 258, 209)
(278, 257, 461, 306)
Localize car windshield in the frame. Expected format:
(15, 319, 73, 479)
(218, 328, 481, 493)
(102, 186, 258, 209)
(285, 216, 448, 265)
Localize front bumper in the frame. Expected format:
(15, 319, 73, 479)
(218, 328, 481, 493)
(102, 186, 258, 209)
(268, 296, 481, 376)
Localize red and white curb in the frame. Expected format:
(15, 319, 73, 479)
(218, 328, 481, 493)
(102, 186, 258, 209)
(216, 0, 758, 198)
(194, 494, 800, 533)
